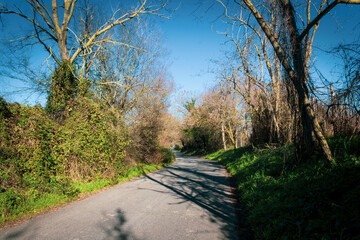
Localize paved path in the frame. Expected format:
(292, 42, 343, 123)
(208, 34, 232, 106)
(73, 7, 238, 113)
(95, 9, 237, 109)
(0, 152, 239, 240)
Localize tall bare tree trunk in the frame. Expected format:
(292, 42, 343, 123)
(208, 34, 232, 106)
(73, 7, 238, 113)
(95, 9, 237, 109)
(52, 0, 74, 62)
(330, 84, 337, 136)
(235, 127, 238, 148)
(221, 122, 227, 151)
(281, 0, 333, 161)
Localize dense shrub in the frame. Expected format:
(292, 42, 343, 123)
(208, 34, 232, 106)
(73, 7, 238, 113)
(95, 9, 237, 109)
(159, 147, 175, 164)
(0, 104, 58, 190)
(0, 97, 130, 223)
(0, 102, 77, 223)
(181, 126, 222, 154)
(129, 94, 169, 164)
(0, 97, 11, 119)
(53, 97, 129, 180)
(46, 61, 77, 116)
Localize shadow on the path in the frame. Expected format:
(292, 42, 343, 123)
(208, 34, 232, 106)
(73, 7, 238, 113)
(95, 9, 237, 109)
(1, 226, 32, 240)
(141, 151, 241, 240)
(103, 209, 141, 240)
(1, 218, 37, 240)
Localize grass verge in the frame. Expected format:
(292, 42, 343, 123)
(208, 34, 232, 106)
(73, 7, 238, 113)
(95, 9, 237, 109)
(204, 137, 360, 240)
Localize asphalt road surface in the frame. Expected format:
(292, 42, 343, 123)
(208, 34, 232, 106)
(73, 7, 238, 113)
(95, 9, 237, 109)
(0, 151, 239, 240)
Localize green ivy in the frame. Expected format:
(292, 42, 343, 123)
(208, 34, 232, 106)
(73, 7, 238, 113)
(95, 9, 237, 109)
(0, 96, 131, 223)
(46, 61, 77, 116)
(0, 97, 11, 119)
(53, 96, 129, 180)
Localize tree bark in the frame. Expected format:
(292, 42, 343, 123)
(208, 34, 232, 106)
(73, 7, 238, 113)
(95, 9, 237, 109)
(58, 36, 70, 61)
(52, 0, 76, 61)
(235, 127, 238, 148)
(280, 0, 333, 161)
(221, 122, 227, 151)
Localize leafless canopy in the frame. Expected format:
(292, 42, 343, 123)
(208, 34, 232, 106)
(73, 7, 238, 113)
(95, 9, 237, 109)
(0, 0, 168, 65)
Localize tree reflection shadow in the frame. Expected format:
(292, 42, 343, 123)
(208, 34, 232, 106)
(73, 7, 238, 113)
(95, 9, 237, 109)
(1, 222, 36, 240)
(139, 151, 248, 240)
(103, 209, 142, 240)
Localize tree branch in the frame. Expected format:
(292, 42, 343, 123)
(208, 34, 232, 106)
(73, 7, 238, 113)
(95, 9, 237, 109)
(299, 0, 360, 41)
(242, 0, 295, 77)
(0, 3, 57, 41)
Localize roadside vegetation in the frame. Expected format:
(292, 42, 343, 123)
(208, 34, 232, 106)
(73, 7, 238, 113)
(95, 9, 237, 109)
(0, 97, 175, 225)
(204, 137, 360, 239)
(177, 1, 360, 239)
(0, 1, 176, 226)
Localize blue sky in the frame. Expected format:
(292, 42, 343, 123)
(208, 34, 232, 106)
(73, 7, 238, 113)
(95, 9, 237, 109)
(0, 0, 359, 105)
(0, 0, 226, 105)
(161, 0, 360, 102)
(164, 1, 360, 94)
(159, 0, 226, 94)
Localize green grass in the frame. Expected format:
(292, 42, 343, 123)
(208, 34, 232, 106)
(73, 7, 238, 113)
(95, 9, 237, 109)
(71, 178, 113, 193)
(204, 137, 360, 240)
(70, 162, 172, 194)
(0, 189, 69, 223)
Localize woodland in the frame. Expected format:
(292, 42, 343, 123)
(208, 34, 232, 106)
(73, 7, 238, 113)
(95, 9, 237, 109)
(178, 0, 360, 239)
(0, 0, 360, 239)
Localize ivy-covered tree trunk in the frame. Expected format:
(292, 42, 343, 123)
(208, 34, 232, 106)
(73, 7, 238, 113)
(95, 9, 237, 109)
(46, 61, 77, 116)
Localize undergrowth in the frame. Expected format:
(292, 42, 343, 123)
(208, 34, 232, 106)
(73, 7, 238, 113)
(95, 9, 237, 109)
(205, 137, 360, 240)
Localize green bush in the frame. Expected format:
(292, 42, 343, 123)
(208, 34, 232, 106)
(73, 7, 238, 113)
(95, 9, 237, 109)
(46, 61, 77, 116)
(0, 96, 11, 119)
(0, 101, 79, 224)
(0, 104, 59, 190)
(159, 147, 175, 164)
(53, 96, 129, 180)
(0, 96, 172, 225)
(0, 97, 129, 223)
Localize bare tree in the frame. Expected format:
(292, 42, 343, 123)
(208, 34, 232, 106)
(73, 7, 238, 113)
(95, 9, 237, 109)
(91, 18, 167, 114)
(325, 43, 360, 136)
(332, 43, 360, 115)
(0, 0, 167, 64)
(0, 0, 168, 112)
(128, 75, 173, 163)
(216, 65, 250, 149)
(216, 0, 360, 162)
(216, 13, 286, 145)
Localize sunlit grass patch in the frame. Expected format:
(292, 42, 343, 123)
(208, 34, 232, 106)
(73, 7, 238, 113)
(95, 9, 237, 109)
(0, 189, 69, 224)
(71, 179, 112, 193)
